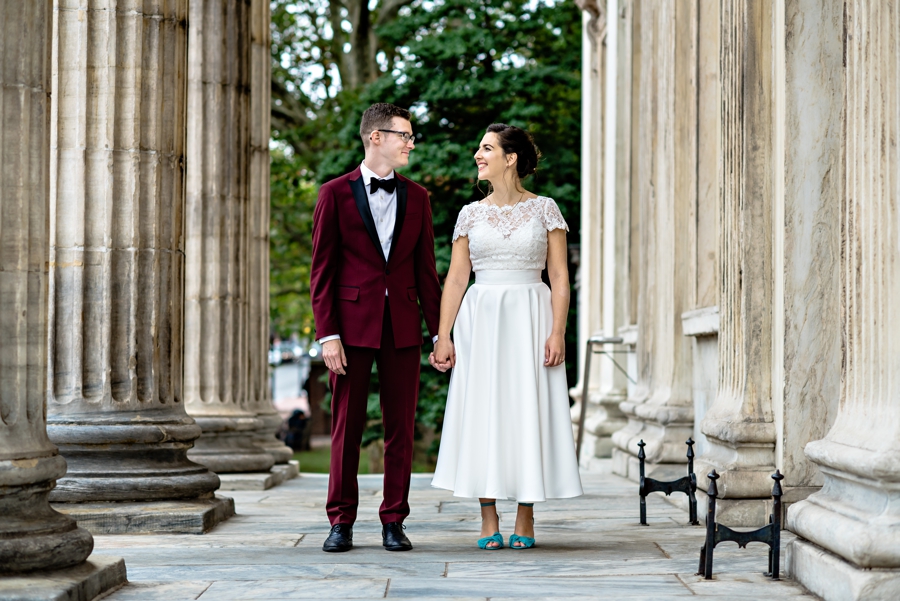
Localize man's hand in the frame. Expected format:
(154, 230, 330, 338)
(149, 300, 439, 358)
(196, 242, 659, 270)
(322, 339, 347, 375)
(544, 333, 565, 367)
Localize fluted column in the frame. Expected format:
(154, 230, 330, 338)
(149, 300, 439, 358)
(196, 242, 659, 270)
(610, 0, 693, 478)
(787, 2, 900, 598)
(571, 2, 612, 463)
(45, 0, 220, 505)
(184, 0, 274, 474)
(0, 0, 93, 570)
(695, 0, 777, 520)
(576, 0, 631, 462)
(246, 0, 292, 465)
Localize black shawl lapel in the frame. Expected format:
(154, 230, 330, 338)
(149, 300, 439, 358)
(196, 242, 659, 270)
(349, 175, 387, 263)
(388, 178, 408, 264)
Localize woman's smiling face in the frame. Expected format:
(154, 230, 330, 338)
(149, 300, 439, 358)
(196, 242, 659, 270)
(474, 132, 513, 181)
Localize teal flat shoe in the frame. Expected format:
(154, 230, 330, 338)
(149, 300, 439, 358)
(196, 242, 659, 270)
(477, 501, 503, 550)
(510, 502, 536, 549)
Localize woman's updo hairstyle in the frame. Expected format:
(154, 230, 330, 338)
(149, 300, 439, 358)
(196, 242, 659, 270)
(486, 123, 541, 180)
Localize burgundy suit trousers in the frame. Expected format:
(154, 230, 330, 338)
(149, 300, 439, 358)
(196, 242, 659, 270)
(326, 299, 421, 526)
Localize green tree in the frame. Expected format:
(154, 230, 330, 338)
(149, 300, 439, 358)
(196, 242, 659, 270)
(270, 0, 582, 461)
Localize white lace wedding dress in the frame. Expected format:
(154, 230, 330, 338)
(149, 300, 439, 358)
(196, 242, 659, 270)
(431, 196, 584, 502)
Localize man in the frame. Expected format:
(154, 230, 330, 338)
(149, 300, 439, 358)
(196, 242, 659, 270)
(310, 103, 442, 552)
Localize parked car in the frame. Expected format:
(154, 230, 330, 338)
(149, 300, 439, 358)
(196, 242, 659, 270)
(278, 342, 296, 363)
(268, 346, 282, 366)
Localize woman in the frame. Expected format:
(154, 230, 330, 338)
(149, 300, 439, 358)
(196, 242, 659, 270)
(430, 124, 583, 550)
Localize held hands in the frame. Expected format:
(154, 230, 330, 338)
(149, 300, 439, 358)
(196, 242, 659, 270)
(544, 332, 565, 367)
(429, 338, 456, 372)
(322, 339, 347, 375)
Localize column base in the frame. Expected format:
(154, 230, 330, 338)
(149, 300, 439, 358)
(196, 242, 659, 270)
(53, 495, 235, 535)
(218, 460, 299, 491)
(695, 490, 772, 527)
(0, 556, 126, 601)
(188, 416, 276, 474)
(661, 485, 818, 527)
(787, 539, 900, 601)
(611, 448, 689, 483)
(47, 413, 221, 502)
(0, 456, 94, 573)
(612, 447, 639, 479)
(254, 412, 294, 464)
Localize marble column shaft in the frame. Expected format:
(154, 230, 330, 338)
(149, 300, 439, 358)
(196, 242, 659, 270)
(184, 0, 275, 474)
(611, 0, 693, 473)
(247, 0, 292, 464)
(788, 0, 900, 580)
(45, 0, 220, 503)
(579, 0, 630, 459)
(0, 0, 93, 571)
(696, 0, 777, 499)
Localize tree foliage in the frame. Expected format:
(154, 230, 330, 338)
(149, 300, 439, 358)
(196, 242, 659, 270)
(269, 0, 582, 456)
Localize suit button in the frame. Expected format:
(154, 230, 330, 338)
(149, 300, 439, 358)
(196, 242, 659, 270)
(385, 268, 390, 275)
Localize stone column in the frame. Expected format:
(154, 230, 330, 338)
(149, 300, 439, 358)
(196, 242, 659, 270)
(45, 0, 232, 534)
(0, 0, 94, 573)
(776, 0, 842, 510)
(246, 0, 293, 468)
(184, 0, 275, 475)
(578, 0, 631, 462)
(571, 2, 607, 465)
(694, 0, 777, 525)
(681, 0, 720, 459)
(787, 2, 900, 598)
(610, 0, 693, 479)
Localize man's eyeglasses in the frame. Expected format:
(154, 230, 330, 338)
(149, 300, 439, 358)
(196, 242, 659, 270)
(377, 129, 416, 143)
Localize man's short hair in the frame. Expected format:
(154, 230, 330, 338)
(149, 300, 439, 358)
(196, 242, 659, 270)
(360, 103, 411, 148)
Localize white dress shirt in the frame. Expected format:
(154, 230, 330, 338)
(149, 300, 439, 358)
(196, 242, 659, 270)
(359, 161, 397, 262)
(318, 163, 437, 346)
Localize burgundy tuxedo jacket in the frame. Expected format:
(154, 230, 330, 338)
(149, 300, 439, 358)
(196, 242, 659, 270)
(310, 167, 442, 349)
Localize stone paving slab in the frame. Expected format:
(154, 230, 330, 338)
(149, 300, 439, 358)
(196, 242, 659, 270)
(53, 495, 235, 535)
(0, 556, 126, 601)
(95, 461, 818, 600)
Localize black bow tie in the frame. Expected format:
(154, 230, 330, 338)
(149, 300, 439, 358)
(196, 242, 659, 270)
(369, 177, 396, 194)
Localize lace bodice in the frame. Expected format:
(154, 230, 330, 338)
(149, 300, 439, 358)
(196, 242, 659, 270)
(452, 196, 568, 271)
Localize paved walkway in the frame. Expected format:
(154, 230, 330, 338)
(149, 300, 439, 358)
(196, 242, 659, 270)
(95, 461, 817, 600)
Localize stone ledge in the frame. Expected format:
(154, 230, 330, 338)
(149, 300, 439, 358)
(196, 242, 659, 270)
(218, 461, 300, 491)
(617, 323, 638, 345)
(0, 556, 126, 601)
(52, 496, 235, 535)
(681, 305, 720, 337)
(787, 538, 900, 601)
(274, 460, 300, 481)
(218, 472, 280, 491)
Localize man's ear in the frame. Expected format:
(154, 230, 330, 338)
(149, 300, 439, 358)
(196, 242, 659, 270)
(369, 131, 381, 146)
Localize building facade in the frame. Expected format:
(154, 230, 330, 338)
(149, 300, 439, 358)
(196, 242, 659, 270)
(574, 1, 899, 599)
(0, 0, 287, 591)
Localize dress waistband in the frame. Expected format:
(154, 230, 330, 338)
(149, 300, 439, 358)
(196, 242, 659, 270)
(474, 269, 542, 285)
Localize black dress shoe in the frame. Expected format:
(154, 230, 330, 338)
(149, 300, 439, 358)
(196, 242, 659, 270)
(323, 524, 353, 552)
(382, 522, 413, 551)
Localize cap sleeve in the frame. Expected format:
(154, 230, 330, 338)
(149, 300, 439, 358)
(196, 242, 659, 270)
(452, 204, 473, 242)
(541, 197, 569, 232)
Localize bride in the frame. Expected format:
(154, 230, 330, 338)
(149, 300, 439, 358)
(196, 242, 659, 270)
(430, 124, 583, 550)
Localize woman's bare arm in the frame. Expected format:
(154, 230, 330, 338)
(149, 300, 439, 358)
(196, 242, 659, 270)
(432, 236, 472, 369)
(545, 228, 569, 367)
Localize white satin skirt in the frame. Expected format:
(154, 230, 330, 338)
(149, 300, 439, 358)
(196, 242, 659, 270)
(431, 269, 584, 502)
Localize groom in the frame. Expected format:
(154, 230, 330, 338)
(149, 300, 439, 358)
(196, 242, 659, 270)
(310, 103, 442, 552)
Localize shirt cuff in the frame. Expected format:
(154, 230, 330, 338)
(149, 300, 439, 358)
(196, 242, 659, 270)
(317, 334, 341, 344)
(432, 335, 439, 344)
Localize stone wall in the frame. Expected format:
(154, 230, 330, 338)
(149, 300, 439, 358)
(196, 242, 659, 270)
(578, 0, 898, 597)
